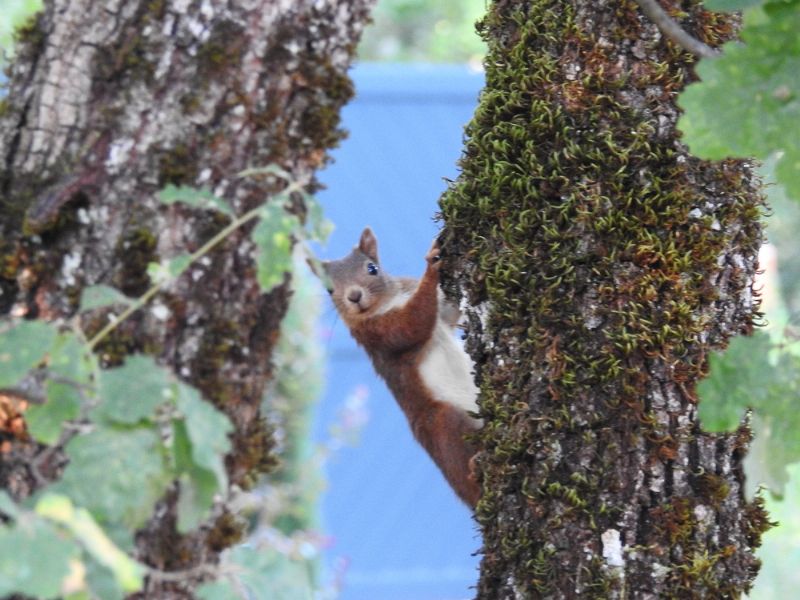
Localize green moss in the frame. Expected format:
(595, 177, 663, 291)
(695, 472, 731, 507)
(235, 416, 279, 489)
(206, 510, 245, 553)
(743, 495, 776, 548)
(197, 20, 247, 78)
(441, 0, 764, 596)
(113, 226, 158, 297)
(188, 314, 279, 488)
(651, 497, 694, 545)
(90, 0, 172, 86)
(0, 240, 20, 281)
(157, 143, 200, 187)
(297, 58, 354, 154)
(84, 316, 140, 367)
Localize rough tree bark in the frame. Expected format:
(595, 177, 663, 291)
(0, 0, 372, 596)
(440, 1, 771, 598)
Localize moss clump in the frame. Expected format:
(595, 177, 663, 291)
(113, 226, 158, 297)
(234, 416, 279, 489)
(695, 472, 731, 507)
(295, 57, 354, 156)
(743, 495, 776, 548)
(197, 21, 247, 78)
(206, 510, 245, 553)
(157, 143, 200, 188)
(651, 497, 694, 545)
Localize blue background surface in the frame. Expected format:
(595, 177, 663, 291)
(313, 63, 484, 600)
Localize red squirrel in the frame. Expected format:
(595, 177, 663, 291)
(321, 227, 481, 508)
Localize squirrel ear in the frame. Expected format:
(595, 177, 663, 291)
(359, 227, 379, 262)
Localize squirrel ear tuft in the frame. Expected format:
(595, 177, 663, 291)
(359, 227, 379, 262)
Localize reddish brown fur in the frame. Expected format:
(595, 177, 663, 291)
(323, 229, 480, 507)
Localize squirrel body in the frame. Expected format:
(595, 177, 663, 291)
(322, 228, 481, 507)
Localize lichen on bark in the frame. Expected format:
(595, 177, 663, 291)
(440, 0, 770, 597)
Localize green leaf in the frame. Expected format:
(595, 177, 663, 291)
(175, 383, 232, 490)
(51, 426, 171, 531)
(28, 334, 94, 444)
(704, 0, 762, 11)
(48, 333, 93, 383)
(171, 384, 232, 532)
(26, 380, 82, 444)
(79, 285, 133, 311)
(196, 548, 314, 600)
(196, 580, 241, 600)
(252, 203, 300, 292)
(196, 547, 314, 600)
(94, 355, 172, 424)
(173, 421, 219, 533)
(36, 494, 144, 593)
(698, 331, 800, 494)
(175, 469, 218, 533)
(85, 557, 125, 600)
(0, 516, 80, 598)
(146, 254, 194, 284)
(678, 2, 800, 198)
(304, 196, 334, 243)
(698, 333, 774, 431)
(0, 320, 59, 387)
(0, 492, 19, 520)
(158, 185, 234, 218)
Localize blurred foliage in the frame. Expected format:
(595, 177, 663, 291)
(678, 0, 800, 199)
(197, 266, 326, 599)
(358, 0, 486, 63)
(762, 157, 800, 316)
(698, 330, 800, 495)
(205, 264, 372, 600)
(263, 266, 325, 538)
(0, 0, 40, 57)
(749, 463, 800, 599)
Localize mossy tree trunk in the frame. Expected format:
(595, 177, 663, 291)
(0, 0, 371, 596)
(440, 1, 770, 597)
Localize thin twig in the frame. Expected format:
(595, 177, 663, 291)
(30, 421, 89, 486)
(87, 179, 307, 351)
(634, 0, 720, 59)
(147, 562, 222, 583)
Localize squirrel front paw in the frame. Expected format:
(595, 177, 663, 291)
(425, 240, 442, 270)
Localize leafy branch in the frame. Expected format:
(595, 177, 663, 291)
(87, 172, 311, 350)
(678, 0, 800, 200)
(0, 168, 330, 599)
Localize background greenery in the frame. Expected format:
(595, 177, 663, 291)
(0, 0, 40, 52)
(357, 0, 486, 63)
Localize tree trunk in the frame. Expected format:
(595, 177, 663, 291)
(0, 0, 372, 596)
(440, 1, 771, 597)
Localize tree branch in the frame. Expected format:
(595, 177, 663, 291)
(634, 0, 720, 58)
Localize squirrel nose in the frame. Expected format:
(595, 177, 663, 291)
(347, 289, 362, 304)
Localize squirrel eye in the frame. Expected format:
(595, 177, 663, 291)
(366, 262, 379, 276)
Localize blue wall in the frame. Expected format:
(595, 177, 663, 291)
(314, 63, 484, 600)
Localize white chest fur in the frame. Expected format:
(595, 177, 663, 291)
(419, 321, 480, 419)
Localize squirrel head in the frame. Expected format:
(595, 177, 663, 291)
(322, 227, 391, 322)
